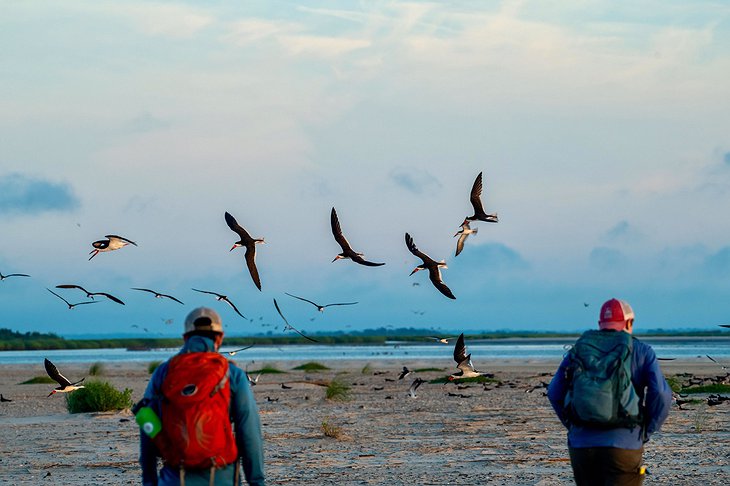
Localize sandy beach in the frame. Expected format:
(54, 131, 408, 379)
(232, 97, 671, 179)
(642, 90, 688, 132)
(0, 358, 728, 485)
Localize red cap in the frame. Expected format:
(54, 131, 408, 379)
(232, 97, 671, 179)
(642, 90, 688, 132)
(598, 298, 634, 330)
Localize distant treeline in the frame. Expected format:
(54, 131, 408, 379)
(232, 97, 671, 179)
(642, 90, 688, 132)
(0, 327, 726, 351)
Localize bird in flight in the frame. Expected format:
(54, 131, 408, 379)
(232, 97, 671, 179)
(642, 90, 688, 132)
(449, 333, 487, 380)
(88, 235, 137, 260)
(719, 325, 730, 329)
(284, 292, 358, 313)
(454, 220, 477, 257)
(0, 272, 30, 281)
(225, 212, 264, 291)
(408, 378, 426, 398)
(191, 288, 246, 319)
(46, 288, 98, 310)
(226, 345, 254, 356)
(427, 336, 456, 344)
(55, 284, 125, 305)
(398, 366, 412, 380)
(330, 207, 385, 267)
(273, 298, 318, 343)
(706, 355, 728, 371)
(405, 233, 455, 299)
(44, 358, 85, 397)
(464, 172, 498, 223)
(131, 288, 184, 305)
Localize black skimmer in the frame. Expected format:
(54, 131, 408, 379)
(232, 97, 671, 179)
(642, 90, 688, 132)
(226, 344, 254, 356)
(427, 336, 456, 344)
(281, 383, 293, 390)
(0, 272, 30, 281)
(191, 288, 246, 319)
(405, 233, 455, 299)
(398, 366, 412, 380)
(44, 358, 85, 396)
(284, 292, 358, 312)
(273, 298, 318, 343)
(330, 207, 385, 267)
(447, 392, 471, 398)
(0, 394, 12, 402)
(464, 172, 498, 223)
(707, 355, 728, 371)
(408, 378, 426, 398)
(265, 396, 279, 402)
(719, 325, 730, 329)
(583, 302, 590, 308)
(46, 288, 98, 309)
(55, 284, 125, 305)
(454, 220, 477, 257)
(225, 212, 264, 291)
(246, 372, 261, 386)
(88, 235, 137, 260)
(449, 333, 487, 380)
(131, 288, 184, 305)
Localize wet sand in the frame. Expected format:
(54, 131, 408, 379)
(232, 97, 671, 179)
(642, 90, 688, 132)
(0, 358, 728, 485)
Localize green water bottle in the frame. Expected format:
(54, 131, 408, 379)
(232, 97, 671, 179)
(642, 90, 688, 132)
(135, 406, 161, 439)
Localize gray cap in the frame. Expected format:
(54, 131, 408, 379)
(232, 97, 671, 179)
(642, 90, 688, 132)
(184, 307, 223, 335)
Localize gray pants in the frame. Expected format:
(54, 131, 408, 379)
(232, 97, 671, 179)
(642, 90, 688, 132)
(569, 447, 644, 486)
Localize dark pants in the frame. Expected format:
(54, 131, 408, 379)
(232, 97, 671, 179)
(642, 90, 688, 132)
(569, 447, 644, 486)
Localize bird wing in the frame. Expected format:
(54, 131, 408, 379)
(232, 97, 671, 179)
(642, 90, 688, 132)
(74, 300, 99, 307)
(405, 233, 435, 264)
(44, 358, 72, 387)
(161, 294, 184, 304)
(453, 333, 469, 364)
(285, 293, 320, 308)
(92, 292, 125, 305)
(428, 267, 456, 299)
(408, 378, 424, 396)
(350, 254, 385, 266)
(455, 233, 468, 257)
(56, 284, 88, 294)
(131, 288, 156, 295)
(323, 302, 358, 308)
(719, 324, 730, 329)
(191, 288, 222, 298)
(7, 273, 30, 278)
(47, 288, 71, 306)
(106, 235, 137, 246)
(330, 207, 354, 253)
(469, 172, 486, 215)
(222, 297, 246, 319)
(225, 212, 253, 242)
(274, 298, 319, 343)
(244, 245, 262, 290)
(229, 344, 254, 355)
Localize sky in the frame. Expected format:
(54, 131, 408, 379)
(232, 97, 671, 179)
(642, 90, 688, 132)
(1, 1, 730, 337)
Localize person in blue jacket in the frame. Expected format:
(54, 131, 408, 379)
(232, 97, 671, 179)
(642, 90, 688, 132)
(139, 307, 265, 486)
(548, 298, 672, 486)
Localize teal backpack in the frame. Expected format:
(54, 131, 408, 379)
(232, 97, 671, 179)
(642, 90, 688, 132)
(564, 330, 642, 428)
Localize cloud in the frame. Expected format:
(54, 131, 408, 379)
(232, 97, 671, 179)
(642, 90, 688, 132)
(703, 246, 730, 276)
(589, 247, 627, 270)
(389, 167, 442, 195)
(604, 220, 643, 242)
(123, 111, 170, 134)
(456, 242, 530, 271)
(0, 173, 80, 215)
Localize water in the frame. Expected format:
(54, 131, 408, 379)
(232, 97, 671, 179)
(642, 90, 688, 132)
(0, 337, 728, 365)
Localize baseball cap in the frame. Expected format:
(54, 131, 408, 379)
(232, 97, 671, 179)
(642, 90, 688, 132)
(184, 307, 223, 334)
(598, 298, 634, 330)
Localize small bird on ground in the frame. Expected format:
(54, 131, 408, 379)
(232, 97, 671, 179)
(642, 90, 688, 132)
(46, 288, 98, 310)
(44, 358, 85, 397)
(284, 292, 358, 312)
(131, 288, 184, 305)
(464, 172, 498, 223)
(273, 298, 318, 343)
(191, 288, 246, 318)
(225, 212, 265, 291)
(55, 285, 125, 305)
(408, 378, 426, 398)
(88, 235, 137, 260)
(405, 233, 455, 299)
(449, 333, 487, 380)
(281, 383, 292, 390)
(398, 366, 412, 380)
(330, 207, 385, 266)
(0, 272, 30, 281)
(454, 220, 477, 257)
(266, 396, 279, 402)
(226, 345, 254, 356)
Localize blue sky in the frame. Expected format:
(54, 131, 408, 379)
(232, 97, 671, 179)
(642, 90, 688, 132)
(1, 1, 730, 337)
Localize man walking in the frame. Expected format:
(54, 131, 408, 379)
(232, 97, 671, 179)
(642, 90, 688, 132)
(139, 307, 265, 485)
(548, 298, 672, 485)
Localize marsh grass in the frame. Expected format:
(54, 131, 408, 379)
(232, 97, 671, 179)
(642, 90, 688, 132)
(693, 408, 708, 433)
(65, 380, 133, 414)
(325, 379, 350, 401)
(666, 376, 682, 393)
(292, 362, 329, 372)
(88, 362, 105, 376)
(361, 363, 372, 374)
(681, 384, 730, 394)
(147, 361, 162, 374)
(321, 419, 343, 439)
(19, 376, 55, 385)
(251, 364, 286, 374)
(414, 367, 444, 373)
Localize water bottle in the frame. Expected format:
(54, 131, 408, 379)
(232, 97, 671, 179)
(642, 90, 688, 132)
(135, 406, 161, 439)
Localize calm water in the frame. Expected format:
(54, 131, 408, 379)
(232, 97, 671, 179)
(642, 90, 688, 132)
(0, 337, 728, 365)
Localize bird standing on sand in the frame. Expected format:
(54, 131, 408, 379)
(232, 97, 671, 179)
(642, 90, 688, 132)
(131, 288, 184, 305)
(55, 284, 125, 305)
(408, 378, 426, 398)
(454, 220, 477, 257)
(405, 233, 455, 299)
(330, 207, 385, 267)
(273, 298, 319, 343)
(88, 235, 137, 260)
(46, 288, 98, 310)
(464, 172, 498, 223)
(225, 212, 264, 291)
(449, 333, 487, 380)
(284, 292, 358, 313)
(0, 272, 30, 281)
(191, 288, 246, 318)
(44, 358, 85, 397)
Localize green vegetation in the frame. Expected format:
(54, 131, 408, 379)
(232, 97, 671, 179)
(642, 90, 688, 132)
(325, 379, 351, 401)
(321, 419, 343, 439)
(693, 408, 708, 433)
(292, 362, 329, 372)
(361, 363, 372, 374)
(680, 384, 730, 394)
(251, 364, 285, 374)
(88, 362, 105, 376)
(414, 367, 444, 373)
(666, 376, 682, 393)
(147, 361, 162, 374)
(19, 376, 55, 385)
(429, 375, 498, 384)
(65, 380, 133, 413)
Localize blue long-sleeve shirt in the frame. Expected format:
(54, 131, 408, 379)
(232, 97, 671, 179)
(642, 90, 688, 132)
(547, 332, 672, 450)
(140, 336, 265, 485)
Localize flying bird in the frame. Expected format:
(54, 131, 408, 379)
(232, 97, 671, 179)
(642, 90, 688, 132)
(88, 235, 137, 260)
(450, 333, 487, 380)
(398, 367, 412, 380)
(55, 284, 125, 305)
(330, 207, 385, 267)
(226, 345, 254, 356)
(246, 372, 261, 386)
(454, 220, 478, 257)
(44, 358, 85, 397)
(0, 272, 30, 281)
(191, 288, 246, 319)
(707, 355, 728, 371)
(427, 336, 456, 344)
(284, 292, 358, 312)
(405, 233, 455, 299)
(464, 172, 498, 223)
(273, 298, 318, 343)
(46, 288, 98, 310)
(225, 212, 264, 291)
(719, 325, 730, 329)
(131, 288, 184, 305)
(408, 378, 426, 398)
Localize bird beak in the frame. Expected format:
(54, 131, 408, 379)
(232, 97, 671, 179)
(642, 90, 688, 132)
(448, 376, 455, 382)
(331, 256, 339, 263)
(453, 232, 460, 237)
(229, 245, 237, 252)
(47, 391, 56, 397)
(88, 250, 99, 261)
(409, 268, 419, 276)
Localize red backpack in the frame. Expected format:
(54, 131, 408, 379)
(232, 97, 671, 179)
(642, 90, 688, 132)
(155, 352, 238, 469)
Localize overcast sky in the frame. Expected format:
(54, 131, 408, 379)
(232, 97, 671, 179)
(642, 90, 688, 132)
(2, 1, 730, 337)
